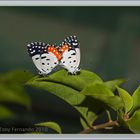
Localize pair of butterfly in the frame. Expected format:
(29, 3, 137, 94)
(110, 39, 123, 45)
(27, 35, 81, 75)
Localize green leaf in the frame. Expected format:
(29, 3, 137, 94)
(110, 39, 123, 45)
(78, 95, 106, 128)
(27, 70, 103, 127)
(80, 117, 89, 129)
(27, 76, 95, 127)
(117, 87, 133, 113)
(35, 122, 62, 134)
(75, 106, 97, 128)
(130, 86, 140, 114)
(27, 72, 88, 126)
(0, 105, 14, 119)
(26, 70, 103, 105)
(127, 109, 140, 133)
(35, 69, 103, 91)
(81, 83, 114, 96)
(80, 111, 97, 129)
(27, 79, 85, 105)
(81, 83, 124, 111)
(92, 95, 123, 111)
(0, 84, 31, 109)
(105, 79, 125, 92)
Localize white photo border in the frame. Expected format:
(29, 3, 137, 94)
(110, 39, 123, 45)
(0, 1, 140, 139)
(0, 134, 140, 139)
(0, 1, 140, 6)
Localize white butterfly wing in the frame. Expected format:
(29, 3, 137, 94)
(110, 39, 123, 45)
(60, 49, 77, 73)
(60, 36, 80, 74)
(31, 55, 46, 74)
(27, 42, 46, 75)
(40, 51, 59, 74)
(27, 42, 59, 75)
(75, 48, 80, 69)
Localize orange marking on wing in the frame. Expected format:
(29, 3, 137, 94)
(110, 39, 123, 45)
(60, 44, 69, 54)
(47, 45, 62, 61)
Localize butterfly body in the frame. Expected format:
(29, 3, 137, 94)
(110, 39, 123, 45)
(27, 35, 81, 75)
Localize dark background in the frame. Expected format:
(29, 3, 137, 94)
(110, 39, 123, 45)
(0, 7, 140, 133)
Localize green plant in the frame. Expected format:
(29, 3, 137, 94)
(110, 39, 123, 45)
(0, 69, 33, 119)
(35, 122, 62, 134)
(0, 69, 62, 134)
(0, 69, 121, 133)
(26, 69, 140, 134)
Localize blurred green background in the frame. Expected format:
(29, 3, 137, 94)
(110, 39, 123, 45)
(0, 7, 140, 133)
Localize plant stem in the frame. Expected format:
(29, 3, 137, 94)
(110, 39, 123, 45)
(80, 120, 119, 134)
(106, 110, 112, 122)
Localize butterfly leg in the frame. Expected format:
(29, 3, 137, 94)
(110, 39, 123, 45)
(67, 67, 81, 75)
(75, 67, 81, 75)
(38, 71, 50, 77)
(73, 67, 81, 75)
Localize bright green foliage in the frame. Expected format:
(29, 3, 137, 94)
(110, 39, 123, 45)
(117, 86, 140, 134)
(35, 122, 62, 134)
(127, 110, 140, 133)
(26, 69, 140, 134)
(27, 76, 85, 105)
(81, 83, 114, 96)
(75, 106, 97, 128)
(27, 70, 103, 128)
(80, 110, 97, 129)
(105, 79, 125, 92)
(35, 69, 103, 91)
(81, 83, 124, 111)
(130, 86, 140, 115)
(117, 87, 133, 113)
(27, 69, 126, 130)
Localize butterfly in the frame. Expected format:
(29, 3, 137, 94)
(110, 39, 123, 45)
(27, 42, 61, 75)
(59, 35, 80, 74)
(27, 35, 80, 75)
